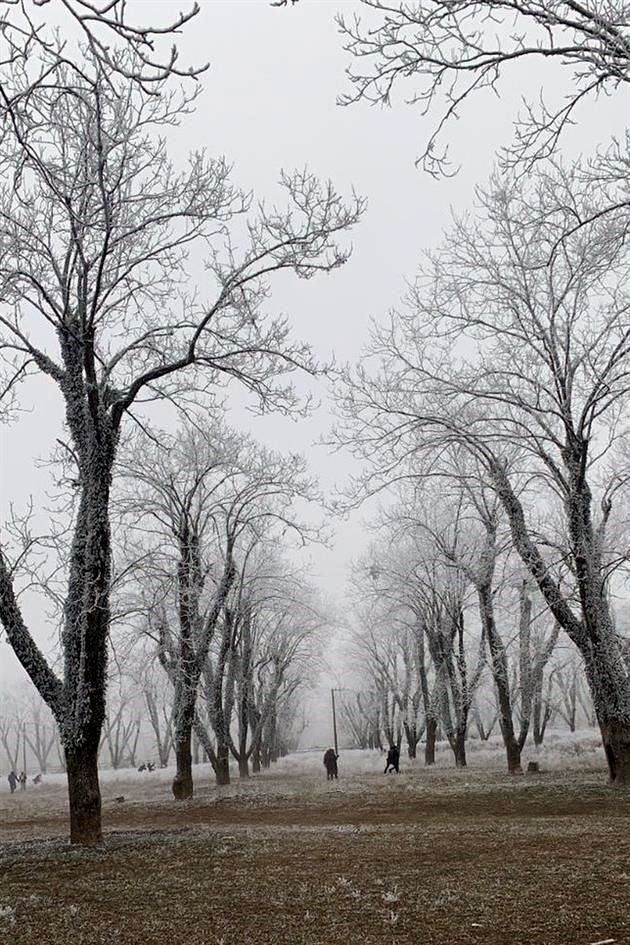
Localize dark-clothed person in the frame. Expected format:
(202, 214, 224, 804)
(323, 748, 339, 780)
(384, 745, 400, 774)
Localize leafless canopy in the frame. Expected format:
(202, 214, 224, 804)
(338, 1, 630, 175)
(0, 0, 207, 93)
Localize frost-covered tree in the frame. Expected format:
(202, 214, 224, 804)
(220, 557, 324, 779)
(339, 1, 630, 176)
(122, 420, 318, 797)
(0, 42, 361, 842)
(336, 162, 630, 782)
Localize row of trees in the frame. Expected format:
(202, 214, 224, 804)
(341, 517, 599, 768)
(2, 410, 326, 794)
(334, 1, 630, 784)
(0, 2, 361, 844)
(3, 0, 630, 847)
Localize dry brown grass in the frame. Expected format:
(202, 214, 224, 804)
(1, 764, 630, 944)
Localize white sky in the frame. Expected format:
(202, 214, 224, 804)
(1, 0, 627, 694)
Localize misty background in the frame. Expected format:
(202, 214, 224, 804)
(0, 0, 625, 746)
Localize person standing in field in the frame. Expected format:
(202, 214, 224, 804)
(323, 748, 339, 780)
(7, 770, 17, 793)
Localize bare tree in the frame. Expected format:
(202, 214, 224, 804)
(23, 693, 58, 774)
(124, 420, 318, 797)
(0, 694, 23, 772)
(99, 674, 141, 770)
(0, 37, 361, 842)
(336, 162, 630, 782)
(225, 560, 324, 778)
(134, 652, 174, 768)
(338, 1, 630, 176)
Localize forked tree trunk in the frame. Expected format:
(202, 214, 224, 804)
(65, 737, 102, 846)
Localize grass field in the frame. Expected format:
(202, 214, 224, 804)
(1, 738, 629, 945)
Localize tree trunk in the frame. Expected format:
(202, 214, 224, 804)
(584, 648, 630, 784)
(505, 736, 523, 775)
(215, 743, 230, 785)
(425, 716, 437, 765)
(172, 736, 193, 799)
(252, 748, 261, 773)
(65, 738, 102, 846)
(239, 756, 249, 779)
(599, 718, 630, 784)
(454, 729, 467, 767)
(478, 584, 523, 775)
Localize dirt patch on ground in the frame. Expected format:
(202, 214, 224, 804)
(1, 766, 629, 944)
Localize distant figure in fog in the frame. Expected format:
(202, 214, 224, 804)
(323, 748, 339, 780)
(7, 770, 17, 793)
(18, 771, 27, 790)
(32, 773, 42, 785)
(384, 745, 400, 774)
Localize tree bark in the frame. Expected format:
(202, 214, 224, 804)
(425, 715, 437, 765)
(478, 584, 523, 775)
(584, 648, 630, 784)
(172, 736, 194, 800)
(454, 728, 467, 767)
(172, 688, 197, 799)
(215, 743, 230, 785)
(65, 737, 102, 846)
(238, 756, 249, 779)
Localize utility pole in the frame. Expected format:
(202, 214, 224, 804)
(331, 688, 339, 755)
(22, 722, 27, 787)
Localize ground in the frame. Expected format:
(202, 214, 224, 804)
(1, 740, 629, 945)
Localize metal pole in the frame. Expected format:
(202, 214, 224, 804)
(331, 689, 338, 755)
(22, 722, 27, 782)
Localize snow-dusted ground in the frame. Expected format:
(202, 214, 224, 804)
(0, 728, 606, 796)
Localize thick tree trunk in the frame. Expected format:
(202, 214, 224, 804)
(599, 718, 630, 784)
(425, 716, 437, 765)
(505, 736, 523, 775)
(215, 742, 230, 785)
(454, 729, 467, 767)
(66, 738, 102, 846)
(239, 756, 249, 779)
(172, 735, 193, 799)
(252, 749, 261, 773)
(584, 647, 630, 784)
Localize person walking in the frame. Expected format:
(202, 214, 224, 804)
(384, 745, 400, 774)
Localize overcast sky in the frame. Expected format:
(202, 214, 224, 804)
(1, 0, 626, 701)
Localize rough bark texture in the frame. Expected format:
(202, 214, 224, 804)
(453, 729, 467, 767)
(65, 738, 102, 846)
(491, 459, 630, 783)
(172, 738, 194, 800)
